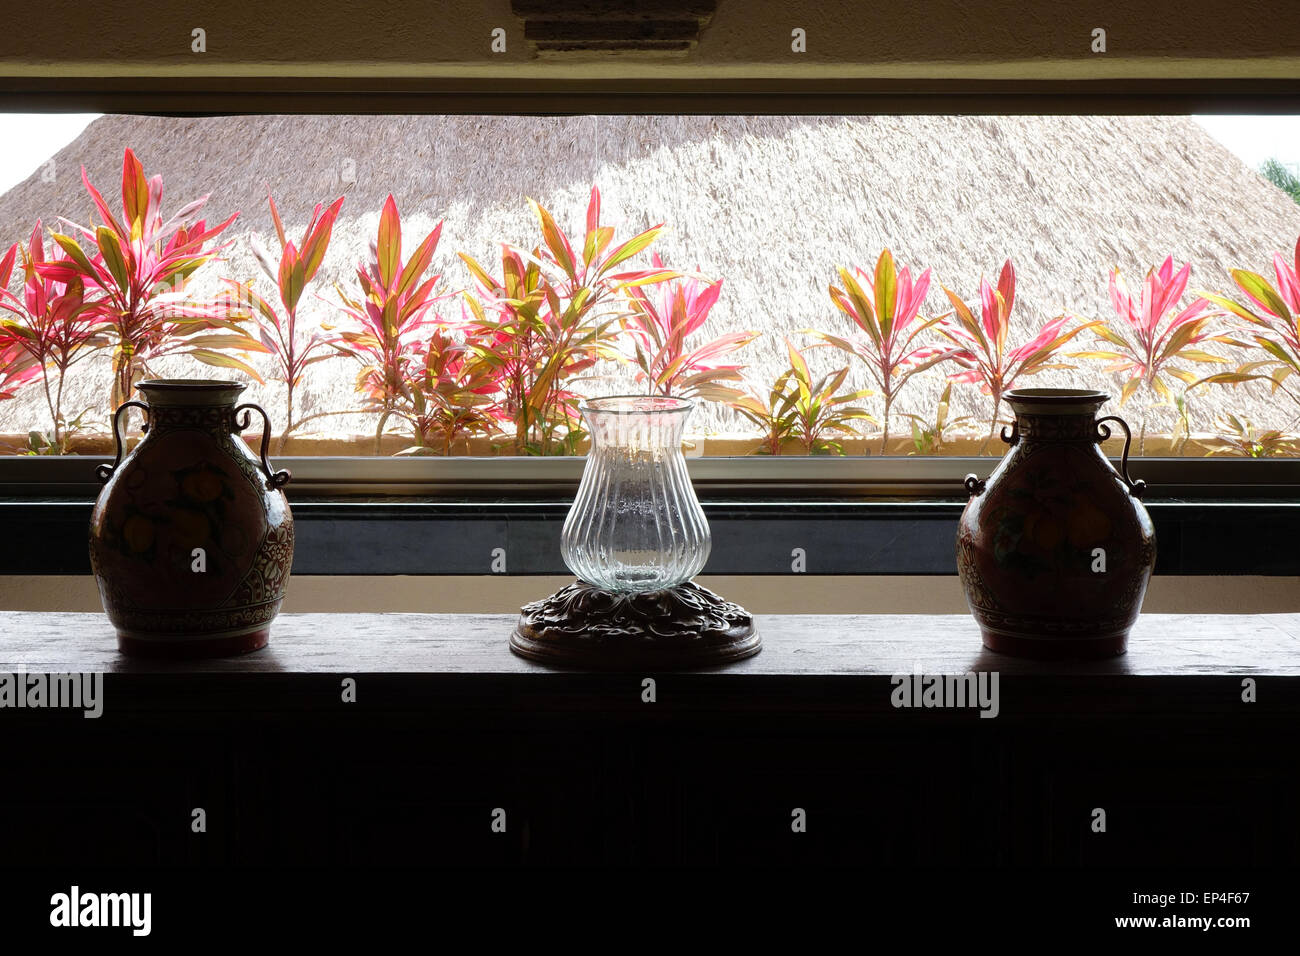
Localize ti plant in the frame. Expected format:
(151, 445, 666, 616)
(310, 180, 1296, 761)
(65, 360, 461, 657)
(621, 253, 757, 402)
(334, 195, 448, 453)
(1197, 236, 1300, 417)
(460, 247, 580, 456)
(460, 187, 672, 455)
(1204, 414, 1298, 458)
(728, 372, 797, 456)
(36, 148, 263, 409)
(397, 324, 504, 455)
(813, 249, 955, 455)
(903, 382, 976, 456)
(731, 339, 873, 456)
(1074, 256, 1230, 454)
(938, 259, 1094, 454)
(0, 223, 112, 452)
(221, 190, 345, 452)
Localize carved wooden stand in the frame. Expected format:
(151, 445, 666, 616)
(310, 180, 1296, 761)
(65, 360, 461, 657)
(510, 580, 760, 669)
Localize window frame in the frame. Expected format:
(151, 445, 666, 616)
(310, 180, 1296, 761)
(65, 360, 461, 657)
(3, 454, 1298, 500)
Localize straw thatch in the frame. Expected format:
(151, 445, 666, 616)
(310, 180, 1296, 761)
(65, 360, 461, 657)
(2, 113, 1299, 444)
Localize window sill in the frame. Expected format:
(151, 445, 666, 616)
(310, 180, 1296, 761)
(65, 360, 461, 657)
(4, 611, 1299, 705)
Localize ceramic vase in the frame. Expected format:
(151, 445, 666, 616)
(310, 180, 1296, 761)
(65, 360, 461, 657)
(89, 379, 293, 657)
(957, 388, 1156, 659)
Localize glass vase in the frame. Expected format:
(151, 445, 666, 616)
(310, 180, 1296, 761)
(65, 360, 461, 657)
(560, 395, 711, 592)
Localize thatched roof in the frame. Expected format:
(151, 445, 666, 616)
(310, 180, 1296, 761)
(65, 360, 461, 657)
(2, 113, 1299, 442)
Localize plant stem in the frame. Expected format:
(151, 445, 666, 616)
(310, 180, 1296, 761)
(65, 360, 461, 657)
(980, 394, 1001, 456)
(1137, 379, 1152, 457)
(54, 367, 68, 452)
(513, 370, 529, 455)
(277, 384, 295, 456)
(878, 391, 892, 457)
(112, 351, 131, 411)
(40, 367, 60, 451)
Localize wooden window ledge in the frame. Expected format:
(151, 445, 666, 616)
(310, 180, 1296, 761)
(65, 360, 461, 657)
(3, 611, 1298, 715)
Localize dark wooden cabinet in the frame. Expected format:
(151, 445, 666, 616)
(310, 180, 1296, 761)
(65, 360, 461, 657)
(1, 612, 1297, 868)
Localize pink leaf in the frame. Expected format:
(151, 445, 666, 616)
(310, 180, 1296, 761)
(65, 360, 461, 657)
(1007, 315, 1071, 362)
(979, 276, 999, 344)
(997, 259, 1015, 318)
(1273, 250, 1300, 315)
(586, 186, 601, 237)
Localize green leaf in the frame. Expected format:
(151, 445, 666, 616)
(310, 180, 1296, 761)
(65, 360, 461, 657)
(94, 226, 129, 293)
(1070, 350, 1124, 360)
(1201, 291, 1268, 326)
(278, 243, 305, 315)
(395, 222, 442, 300)
(1192, 371, 1271, 387)
(786, 339, 810, 383)
(1255, 336, 1300, 372)
(1118, 377, 1141, 405)
(189, 349, 266, 383)
(377, 195, 401, 290)
(599, 225, 663, 276)
(1092, 325, 1130, 348)
(943, 286, 988, 354)
(184, 333, 271, 353)
(613, 269, 676, 289)
(51, 233, 98, 280)
(1154, 320, 1203, 365)
(584, 225, 614, 267)
(874, 250, 897, 339)
(121, 149, 151, 236)
(833, 270, 881, 348)
(459, 253, 500, 297)
(530, 198, 576, 279)
(1178, 349, 1230, 364)
(1232, 269, 1292, 322)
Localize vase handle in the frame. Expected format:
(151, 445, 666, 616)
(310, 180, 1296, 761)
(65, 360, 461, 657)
(1095, 416, 1147, 499)
(95, 400, 149, 483)
(233, 403, 292, 491)
(963, 474, 986, 497)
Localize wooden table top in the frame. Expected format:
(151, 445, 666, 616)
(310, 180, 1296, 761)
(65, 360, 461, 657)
(2, 611, 1298, 677)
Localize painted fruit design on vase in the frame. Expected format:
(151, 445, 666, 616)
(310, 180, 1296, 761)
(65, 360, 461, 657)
(89, 379, 293, 657)
(957, 389, 1156, 659)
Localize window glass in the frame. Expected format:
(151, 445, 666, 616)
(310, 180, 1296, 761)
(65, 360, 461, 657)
(2, 113, 1299, 459)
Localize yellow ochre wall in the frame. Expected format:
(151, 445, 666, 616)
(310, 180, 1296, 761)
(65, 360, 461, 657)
(3, 575, 1297, 615)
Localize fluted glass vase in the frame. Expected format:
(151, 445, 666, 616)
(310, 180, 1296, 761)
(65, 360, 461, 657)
(560, 395, 711, 592)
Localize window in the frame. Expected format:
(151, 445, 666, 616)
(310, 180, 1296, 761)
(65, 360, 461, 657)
(3, 109, 1300, 497)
